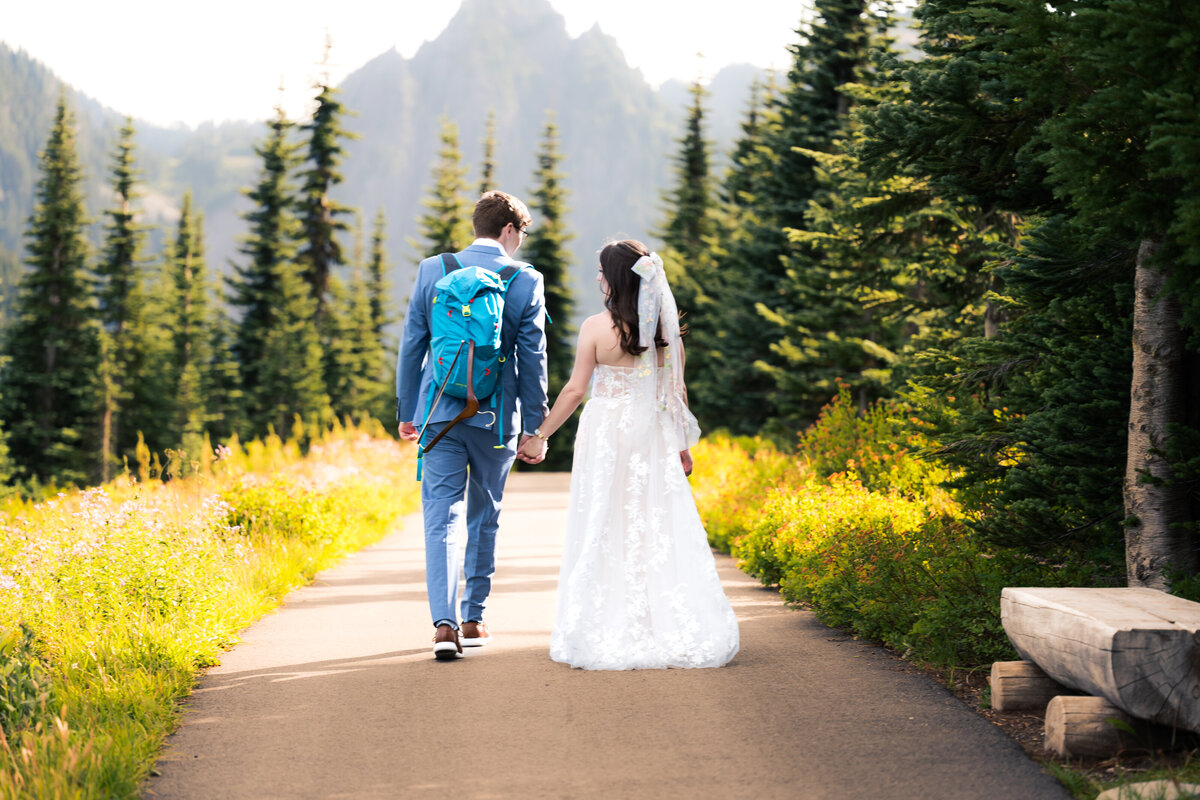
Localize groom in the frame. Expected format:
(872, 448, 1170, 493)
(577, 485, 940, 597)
(397, 190, 550, 660)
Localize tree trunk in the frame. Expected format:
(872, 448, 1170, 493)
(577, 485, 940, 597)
(1125, 236, 1193, 588)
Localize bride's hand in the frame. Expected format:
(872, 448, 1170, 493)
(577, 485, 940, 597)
(680, 449, 693, 477)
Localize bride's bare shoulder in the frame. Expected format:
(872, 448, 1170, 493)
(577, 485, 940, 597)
(580, 312, 615, 334)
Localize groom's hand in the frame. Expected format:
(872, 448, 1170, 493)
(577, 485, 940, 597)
(398, 421, 419, 441)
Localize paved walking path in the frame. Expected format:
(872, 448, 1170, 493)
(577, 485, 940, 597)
(144, 473, 1070, 799)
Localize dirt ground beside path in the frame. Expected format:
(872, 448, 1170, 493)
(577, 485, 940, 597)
(144, 472, 1071, 800)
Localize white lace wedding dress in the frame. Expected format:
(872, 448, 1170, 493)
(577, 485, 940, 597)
(549, 364, 740, 670)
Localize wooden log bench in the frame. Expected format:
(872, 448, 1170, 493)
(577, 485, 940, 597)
(1000, 587, 1200, 735)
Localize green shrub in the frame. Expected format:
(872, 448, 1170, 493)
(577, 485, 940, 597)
(797, 383, 951, 498)
(690, 435, 798, 552)
(692, 408, 1099, 668)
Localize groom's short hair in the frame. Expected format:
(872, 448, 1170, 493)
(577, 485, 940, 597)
(474, 191, 532, 239)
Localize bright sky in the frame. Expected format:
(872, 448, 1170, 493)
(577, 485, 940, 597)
(2, 1, 810, 128)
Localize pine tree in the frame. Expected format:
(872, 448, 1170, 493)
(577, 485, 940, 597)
(207, 302, 245, 444)
(327, 213, 386, 422)
(694, 3, 891, 436)
(855, 0, 1200, 583)
(1028, 1, 1200, 586)
(752, 0, 897, 435)
(659, 81, 718, 269)
(479, 109, 497, 196)
(0, 360, 12, 494)
(165, 192, 215, 453)
(682, 80, 768, 433)
(0, 96, 102, 485)
(522, 115, 576, 469)
(367, 208, 396, 424)
(655, 80, 725, 434)
(297, 79, 360, 410)
(0, 246, 20, 329)
(368, 208, 393, 338)
(95, 118, 149, 478)
(297, 80, 356, 311)
(229, 106, 329, 437)
(0, 411, 11, 495)
(413, 118, 472, 258)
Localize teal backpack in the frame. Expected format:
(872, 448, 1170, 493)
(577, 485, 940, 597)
(417, 253, 527, 477)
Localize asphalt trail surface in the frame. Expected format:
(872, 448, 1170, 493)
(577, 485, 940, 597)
(145, 472, 1070, 799)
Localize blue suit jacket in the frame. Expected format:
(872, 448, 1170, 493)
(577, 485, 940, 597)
(396, 242, 549, 440)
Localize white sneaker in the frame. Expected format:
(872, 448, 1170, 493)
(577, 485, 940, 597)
(460, 621, 492, 647)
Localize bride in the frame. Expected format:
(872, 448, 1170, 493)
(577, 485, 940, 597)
(518, 239, 739, 670)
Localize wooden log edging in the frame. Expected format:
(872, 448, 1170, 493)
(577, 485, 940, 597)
(1001, 587, 1200, 734)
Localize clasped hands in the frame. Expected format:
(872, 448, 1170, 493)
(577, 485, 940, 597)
(517, 434, 547, 464)
(399, 421, 546, 463)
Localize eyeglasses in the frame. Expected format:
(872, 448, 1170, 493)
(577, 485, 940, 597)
(515, 223, 531, 239)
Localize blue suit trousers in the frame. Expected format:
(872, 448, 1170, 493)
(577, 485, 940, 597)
(420, 421, 517, 628)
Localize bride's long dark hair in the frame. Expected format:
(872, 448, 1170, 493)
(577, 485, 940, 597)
(599, 239, 665, 357)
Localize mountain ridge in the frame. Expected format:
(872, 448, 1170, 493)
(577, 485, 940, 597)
(0, 7, 767, 321)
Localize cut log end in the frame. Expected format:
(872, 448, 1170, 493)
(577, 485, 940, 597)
(1045, 695, 1135, 759)
(990, 660, 1069, 712)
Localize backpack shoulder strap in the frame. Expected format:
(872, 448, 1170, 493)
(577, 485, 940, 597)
(498, 264, 527, 289)
(439, 253, 463, 276)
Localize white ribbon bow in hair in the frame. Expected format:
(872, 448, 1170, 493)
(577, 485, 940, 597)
(632, 252, 665, 350)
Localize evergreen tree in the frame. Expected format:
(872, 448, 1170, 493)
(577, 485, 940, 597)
(328, 215, 385, 421)
(856, 0, 1200, 584)
(522, 115, 576, 469)
(659, 81, 718, 270)
(0, 96, 102, 485)
(257, 264, 329, 437)
(165, 192, 215, 453)
(367, 208, 397, 424)
(207, 301, 245, 444)
(682, 79, 767, 433)
(0, 410, 11, 494)
(95, 118, 149, 478)
(654, 80, 725, 434)
(413, 118, 472, 258)
(693, 2, 892, 436)
(0, 359, 11, 494)
(297, 79, 359, 409)
(854, 3, 1107, 562)
(1029, 1, 1200, 586)
(479, 110, 497, 196)
(229, 107, 329, 437)
(0, 246, 19, 329)
(368, 208, 393, 337)
(754, 0, 897, 435)
(297, 80, 356, 311)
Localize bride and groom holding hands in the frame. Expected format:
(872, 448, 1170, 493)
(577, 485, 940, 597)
(396, 190, 739, 669)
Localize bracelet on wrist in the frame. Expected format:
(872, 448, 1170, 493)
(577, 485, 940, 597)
(534, 427, 549, 441)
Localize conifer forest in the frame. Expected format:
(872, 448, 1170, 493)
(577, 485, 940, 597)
(2, 0, 1199, 594)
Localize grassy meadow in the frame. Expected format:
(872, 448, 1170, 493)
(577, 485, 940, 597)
(0, 420, 419, 799)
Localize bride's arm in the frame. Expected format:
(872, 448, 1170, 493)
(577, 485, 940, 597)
(677, 339, 693, 476)
(531, 315, 600, 440)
